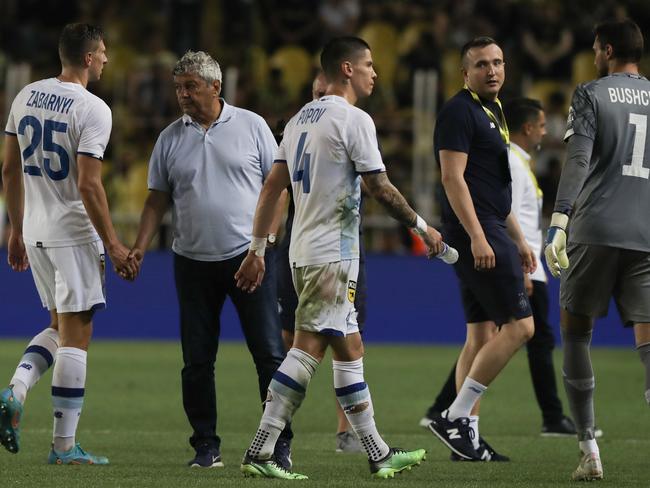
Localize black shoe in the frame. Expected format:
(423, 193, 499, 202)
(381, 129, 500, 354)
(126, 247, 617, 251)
(449, 436, 510, 462)
(428, 411, 480, 461)
(418, 408, 439, 428)
(188, 444, 224, 468)
(541, 416, 577, 437)
(273, 437, 292, 470)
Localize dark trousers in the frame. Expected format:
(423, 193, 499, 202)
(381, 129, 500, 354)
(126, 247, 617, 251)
(174, 250, 292, 449)
(429, 280, 564, 424)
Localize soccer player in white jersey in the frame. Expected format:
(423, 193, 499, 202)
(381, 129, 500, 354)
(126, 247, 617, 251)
(234, 37, 442, 480)
(0, 23, 136, 464)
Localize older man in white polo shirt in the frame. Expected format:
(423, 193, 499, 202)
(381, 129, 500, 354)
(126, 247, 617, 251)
(129, 50, 291, 469)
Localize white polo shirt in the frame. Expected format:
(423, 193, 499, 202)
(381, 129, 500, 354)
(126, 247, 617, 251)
(509, 142, 546, 283)
(148, 100, 277, 261)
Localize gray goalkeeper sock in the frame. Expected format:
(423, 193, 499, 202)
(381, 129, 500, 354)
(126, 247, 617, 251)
(561, 328, 596, 441)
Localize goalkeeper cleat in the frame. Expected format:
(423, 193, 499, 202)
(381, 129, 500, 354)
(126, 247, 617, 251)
(571, 451, 603, 481)
(0, 387, 23, 454)
(369, 447, 426, 479)
(48, 443, 109, 465)
(240, 452, 308, 479)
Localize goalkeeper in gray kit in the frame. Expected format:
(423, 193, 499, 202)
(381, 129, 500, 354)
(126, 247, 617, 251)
(544, 18, 650, 481)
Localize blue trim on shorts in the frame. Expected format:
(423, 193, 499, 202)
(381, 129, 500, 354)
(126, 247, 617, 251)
(272, 371, 305, 393)
(51, 386, 85, 398)
(90, 303, 106, 312)
(335, 382, 368, 397)
(320, 328, 344, 337)
(24, 345, 54, 367)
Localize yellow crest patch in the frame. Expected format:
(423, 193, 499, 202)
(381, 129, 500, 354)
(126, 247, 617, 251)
(347, 280, 357, 303)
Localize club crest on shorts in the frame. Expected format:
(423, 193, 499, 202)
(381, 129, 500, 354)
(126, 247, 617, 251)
(347, 280, 357, 303)
(517, 292, 529, 312)
(100, 254, 105, 273)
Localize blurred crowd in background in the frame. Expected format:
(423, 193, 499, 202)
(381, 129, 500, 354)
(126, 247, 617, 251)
(1, 0, 650, 254)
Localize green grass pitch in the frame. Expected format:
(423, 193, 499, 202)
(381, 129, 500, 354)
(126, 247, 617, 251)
(0, 340, 647, 487)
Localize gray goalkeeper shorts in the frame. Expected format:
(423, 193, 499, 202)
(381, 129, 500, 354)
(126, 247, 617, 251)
(560, 242, 650, 326)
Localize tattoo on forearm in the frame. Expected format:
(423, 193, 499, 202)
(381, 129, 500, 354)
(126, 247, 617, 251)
(365, 173, 416, 227)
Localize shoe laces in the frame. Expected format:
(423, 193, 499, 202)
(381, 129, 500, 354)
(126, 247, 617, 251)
(457, 418, 475, 440)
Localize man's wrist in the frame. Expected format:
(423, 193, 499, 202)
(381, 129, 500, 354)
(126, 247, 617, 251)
(250, 236, 267, 257)
(549, 212, 569, 230)
(411, 214, 428, 236)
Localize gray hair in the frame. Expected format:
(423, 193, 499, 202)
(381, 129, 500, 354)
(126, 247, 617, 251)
(173, 50, 222, 83)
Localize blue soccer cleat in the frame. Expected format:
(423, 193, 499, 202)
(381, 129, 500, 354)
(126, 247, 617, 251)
(0, 387, 23, 454)
(48, 443, 109, 465)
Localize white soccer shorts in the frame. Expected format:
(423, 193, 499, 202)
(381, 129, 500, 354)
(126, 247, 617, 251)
(291, 259, 359, 337)
(26, 240, 106, 313)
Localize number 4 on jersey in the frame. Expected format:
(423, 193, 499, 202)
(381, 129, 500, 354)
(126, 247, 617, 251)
(292, 131, 311, 193)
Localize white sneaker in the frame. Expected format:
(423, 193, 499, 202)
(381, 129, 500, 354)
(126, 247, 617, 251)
(571, 451, 603, 481)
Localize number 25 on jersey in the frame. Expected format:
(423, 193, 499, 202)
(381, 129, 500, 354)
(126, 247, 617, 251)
(18, 115, 70, 180)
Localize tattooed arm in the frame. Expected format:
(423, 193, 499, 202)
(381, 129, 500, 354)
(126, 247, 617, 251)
(362, 171, 442, 255)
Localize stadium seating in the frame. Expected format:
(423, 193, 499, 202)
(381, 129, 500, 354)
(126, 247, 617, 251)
(269, 45, 313, 102)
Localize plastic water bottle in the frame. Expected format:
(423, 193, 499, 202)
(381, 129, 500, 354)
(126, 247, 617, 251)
(437, 243, 459, 264)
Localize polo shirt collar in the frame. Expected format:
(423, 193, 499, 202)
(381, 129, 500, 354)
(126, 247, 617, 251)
(182, 98, 234, 127)
(510, 141, 530, 161)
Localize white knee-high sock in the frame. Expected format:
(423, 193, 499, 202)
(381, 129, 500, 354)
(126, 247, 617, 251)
(333, 358, 390, 462)
(10, 328, 59, 404)
(447, 377, 487, 420)
(51, 347, 87, 453)
(248, 348, 319, 460)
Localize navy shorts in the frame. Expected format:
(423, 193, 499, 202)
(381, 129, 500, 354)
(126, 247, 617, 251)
(444, 221, 532, 326)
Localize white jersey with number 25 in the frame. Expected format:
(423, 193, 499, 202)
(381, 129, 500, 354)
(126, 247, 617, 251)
(5, 77, 111, 247)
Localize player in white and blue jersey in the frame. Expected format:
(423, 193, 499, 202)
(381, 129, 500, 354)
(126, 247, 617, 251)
(234, 37, 443, 480)
(0, 23, 136, 465)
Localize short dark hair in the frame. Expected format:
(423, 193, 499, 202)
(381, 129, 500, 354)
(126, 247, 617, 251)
(460, 36, 498, 63)
(58, 23, 104, 67)
(503, 98, 543, 133)
(320, 36, 371, 79)
(594, 19, 644, 64)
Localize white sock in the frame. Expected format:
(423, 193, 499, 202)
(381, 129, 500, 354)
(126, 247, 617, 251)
(469, 415, 480, 449)
(10, 328, 59, 404)
(248, 348, 318, 460)
(51, 347, 87, 453)
(579, 439, 599, 456)
(333, 358, 390, 462)
(447, 377, 487, 420)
